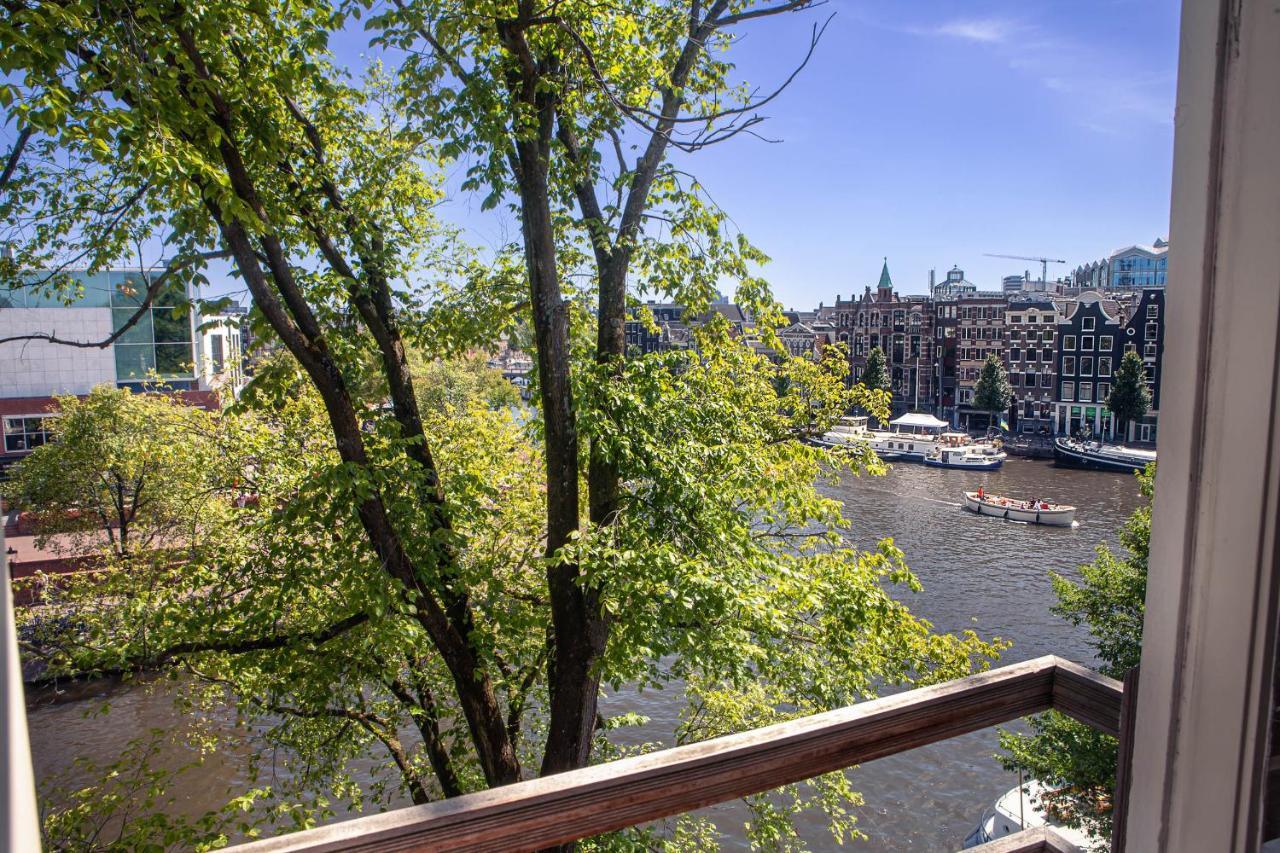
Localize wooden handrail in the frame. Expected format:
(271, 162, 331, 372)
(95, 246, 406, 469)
(229, 655, 1121, 853)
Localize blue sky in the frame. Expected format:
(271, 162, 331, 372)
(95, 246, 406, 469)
(415, 1, 1181, 310)
(669, 0, 1182, 307)
(207, 1, 1180, 312)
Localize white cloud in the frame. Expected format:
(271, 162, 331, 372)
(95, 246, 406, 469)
(897, 12, 1174, 135)
(934, 18, 1018, 44)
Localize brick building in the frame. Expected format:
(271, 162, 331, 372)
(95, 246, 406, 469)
(837, 261, 939, 416)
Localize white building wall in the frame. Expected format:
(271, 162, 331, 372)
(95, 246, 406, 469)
(0, 308, 116, 397)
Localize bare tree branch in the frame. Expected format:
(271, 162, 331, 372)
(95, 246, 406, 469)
(715, 0, 823, 27)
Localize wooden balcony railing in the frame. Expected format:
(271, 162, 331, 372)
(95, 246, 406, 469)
(228, 656, 1123, 853)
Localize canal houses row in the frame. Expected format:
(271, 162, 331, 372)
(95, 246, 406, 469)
(827, 258, 1166, 443)
(619, 260, 1168, 444)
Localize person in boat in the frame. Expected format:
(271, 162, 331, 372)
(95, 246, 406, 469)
(977, 486, 985, 500)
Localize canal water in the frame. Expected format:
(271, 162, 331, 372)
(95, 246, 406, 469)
(27, 459, 1142, 850)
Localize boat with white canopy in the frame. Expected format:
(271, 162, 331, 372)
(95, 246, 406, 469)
(867, 412, 951, 461)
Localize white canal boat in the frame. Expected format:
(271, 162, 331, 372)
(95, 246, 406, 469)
(963, 491, 1076, 526)
(866, 412, 952, 461)
(813, 416, 870, 448)
(923, 433, 1007, 470)
(962, 781, 1092, 849)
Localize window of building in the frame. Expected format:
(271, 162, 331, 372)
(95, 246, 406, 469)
(1080, 382, 1093, 403)
(1027, 349, 1038, 362)
(1100, 335, 1113, 351)
(211, 334, 225, 374)
(1062, 356, 1076, 375)
(1099, 382, 1111, 401)
(1011, 373, 1022, 386)
(1009, 348, 1021, 361)
(1147, 304, 1159, 318)
(1083, 317, 1096, 331)
(1145, 342, 1158, 358)
(1146, 321, 1159, 340)
(1064, 335, 1076, 350)
(1082, 336, 1095, 351)
(3, 416, 55, 453)
(1041, 373, 1052, 388)
(1010, 315, 1022, 324)
(1099, 356, 1113, 377)
(1081, 356, 1094, 375)
(1061, 382, 1075, 402)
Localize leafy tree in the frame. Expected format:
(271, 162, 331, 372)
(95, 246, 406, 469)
(1106, 351, 1152, 441)
(4, 1, 1004, 847)
(2, 387, 221, 559)
(1000, 464, 1153, 843)
(973, 353, 1013, 429)
(410, 352, 522, 414)
(860, 346, 891, 395)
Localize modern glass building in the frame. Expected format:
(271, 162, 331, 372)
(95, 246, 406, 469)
(1109, 243, 1169, 289)
(0, 269, 199, 392)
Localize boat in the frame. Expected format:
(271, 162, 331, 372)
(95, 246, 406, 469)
(963, 491, 1076, 526)
(813, 416, 871, 449)
(962, 781, 1092, 849)
(923, 433, 1007, 469)
(1053, 437, 1156, 473)
(865, 412, 952, 462)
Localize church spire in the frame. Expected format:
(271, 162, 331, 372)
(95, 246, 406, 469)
(877, 257, 893, 291)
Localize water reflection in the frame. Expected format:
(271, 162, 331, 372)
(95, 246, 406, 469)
(28, 459, 1141, 849)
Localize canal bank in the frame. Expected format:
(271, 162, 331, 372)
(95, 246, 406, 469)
(26, 460, 1142, 849)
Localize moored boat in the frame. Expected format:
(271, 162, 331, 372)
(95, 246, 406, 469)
(865, 412, 952, 462)
(813, 416, 870, 448)
(961, 781, 1091, 849)
(963, 491, 1076, 526)
(923, 433, 1007, 469)
(1053, 437, 1156, 473)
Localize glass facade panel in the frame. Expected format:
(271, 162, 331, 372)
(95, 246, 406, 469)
(110, 271, 151, 306)
(154, 343, 194, 377)
(115, 343, 156, 380)
(152, 306, 191, 344)
(112, 307, 154, 344)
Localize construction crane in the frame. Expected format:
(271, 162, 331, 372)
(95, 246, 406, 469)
(984, 253, 1067, 285)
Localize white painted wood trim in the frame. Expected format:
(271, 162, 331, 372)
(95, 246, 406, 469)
(1126, 0, 1280, 849)
(1, 523, 41, 850)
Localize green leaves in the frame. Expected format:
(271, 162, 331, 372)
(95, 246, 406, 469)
(974, 351, 1014, 415)
(999, 464, 1154, 843)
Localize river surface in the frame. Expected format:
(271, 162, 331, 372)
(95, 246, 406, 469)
(26, 459, 1142, 850)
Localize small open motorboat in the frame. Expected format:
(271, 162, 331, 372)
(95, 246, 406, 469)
(963, 491, 1076, 526)
(924, 434, 1007, 469)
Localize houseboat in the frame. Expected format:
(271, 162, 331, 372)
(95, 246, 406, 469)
(963, 491, 1076, 526)
(1053, 437, 1157, 473)
(866, 412, 951, 462)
